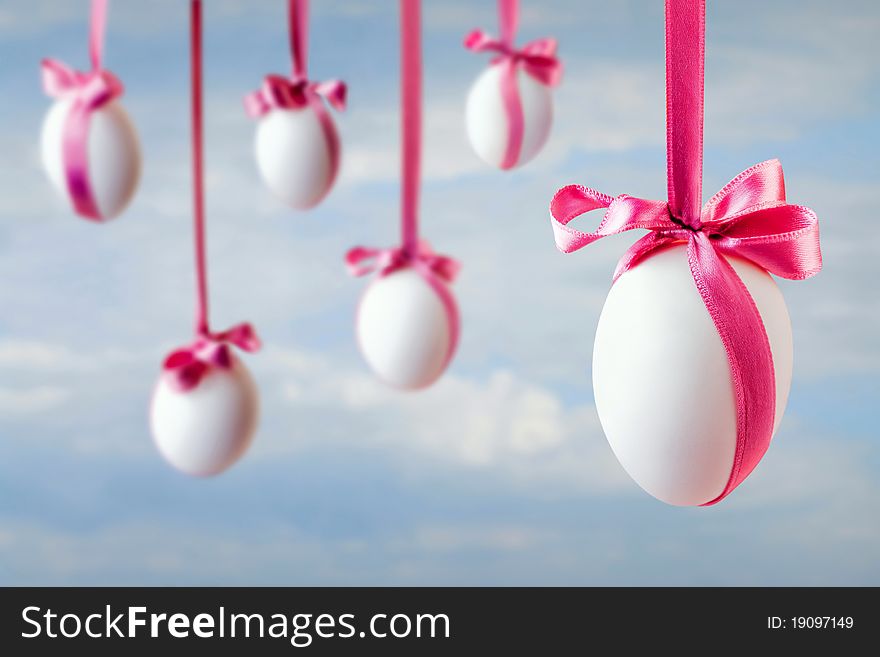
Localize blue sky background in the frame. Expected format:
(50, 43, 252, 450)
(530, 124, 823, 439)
(0, 0, 877, 585)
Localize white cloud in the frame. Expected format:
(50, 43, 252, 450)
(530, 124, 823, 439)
(0, 386, 70, 413)
(255, 344, 633, 495)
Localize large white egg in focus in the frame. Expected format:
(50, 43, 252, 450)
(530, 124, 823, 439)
(254, 106, 338, 209)
(41, 97, 141, 220)
(465, 64, 553, 169)
(150, 355, 259, 477)
(357, 268, 457, 390)
(592, 245, 793, 506)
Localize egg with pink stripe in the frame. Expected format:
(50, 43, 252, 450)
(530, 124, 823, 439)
(246, 75, 346, 210)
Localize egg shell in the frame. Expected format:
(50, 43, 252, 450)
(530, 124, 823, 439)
(150, 355, 259, 477)
(465, 64, 553, 169)
(592, 244, 793, 506)
(41, 97, 141, 220)
(254, 106, 338, 209)
(356, 268, 458, 390)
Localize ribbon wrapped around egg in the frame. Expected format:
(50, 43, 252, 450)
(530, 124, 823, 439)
(548, 0, 822, 505)
(150, 0, 262, 478)
(345, 0, 461, 390)
(244, 0, 347, 210)
(40, 0, 141, 221)
(464, 0, 562, 170)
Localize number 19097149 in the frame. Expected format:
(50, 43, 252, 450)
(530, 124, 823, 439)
(767, 616, 854, 630)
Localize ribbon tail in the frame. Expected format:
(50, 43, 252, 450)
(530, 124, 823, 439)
(62, 98, 103, 221)
(687, 233, 776, 506)
(498, 59, 524, 170)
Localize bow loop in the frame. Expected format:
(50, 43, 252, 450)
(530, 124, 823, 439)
(208, 322, 262, 354)
(463, 29, 506, 55)
(701, 159, 786, 226)
(464, 30, 562, 87)
(345, 242, 460, 284)
(41, 58, 124, 109)
(310, 78, 347, 112)
(516, 38, 562, 86)
(162, 323, 262, 393)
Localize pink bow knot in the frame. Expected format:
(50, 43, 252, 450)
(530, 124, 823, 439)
(550, 159, 822, 283)
(161, 323, 262, 393)
(464, 30, 562, 87)
(345, 241, 460, 284)
(244, 73, 347, 118)
(41, 58, 124, 109)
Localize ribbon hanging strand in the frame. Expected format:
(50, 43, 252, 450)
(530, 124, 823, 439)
(464, 0, 562, 169)
(41, 0, 122, 221)
(399, 0, 422, 254)
(547, 0, 822, 504)
(346, 0, 459, 281)
(346, 0, 460, 283)
(161, 0, 260, 393)
(344, 0, 461, 382)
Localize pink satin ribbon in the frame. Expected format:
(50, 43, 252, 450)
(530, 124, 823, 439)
(40, 0, 121, 221)
(550, 0, 822, 505)
(464, 0, 562, 169)
(346, 242, 461, 284)
(162, 0, 261, 394)
(162, 324, 261, 392)
(244, 0, 346, 202)
(345, 0, 461, 374)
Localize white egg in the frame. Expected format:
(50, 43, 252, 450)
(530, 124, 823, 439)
(41, 97, 141, 220)
(465, 64, 553, 169)
(254, 106, 338, 209)
(593, 244, 793, 506)
(150, 355, 260, 477)
(356, 268, 458, 389)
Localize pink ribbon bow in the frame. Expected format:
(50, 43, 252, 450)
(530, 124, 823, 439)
(41, 59, 123, 108)
(40, 58, 124, 221)
(162, 324, 262, 393)
(464, 0, 562, 169)
(345, 241, 460, 284)
(463, 31, 562, 87)
(243, 73, 346, 118)
(551, 159, 822, 282)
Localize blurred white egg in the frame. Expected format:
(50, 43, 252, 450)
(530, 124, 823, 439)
(593, 244, 793, 506)
(465, 64, 553, 169)
(150, 355, 259, 477)
(254, 106, 338, 209)
(356, 268, 458, 390)
(41, 97, 141, 220)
